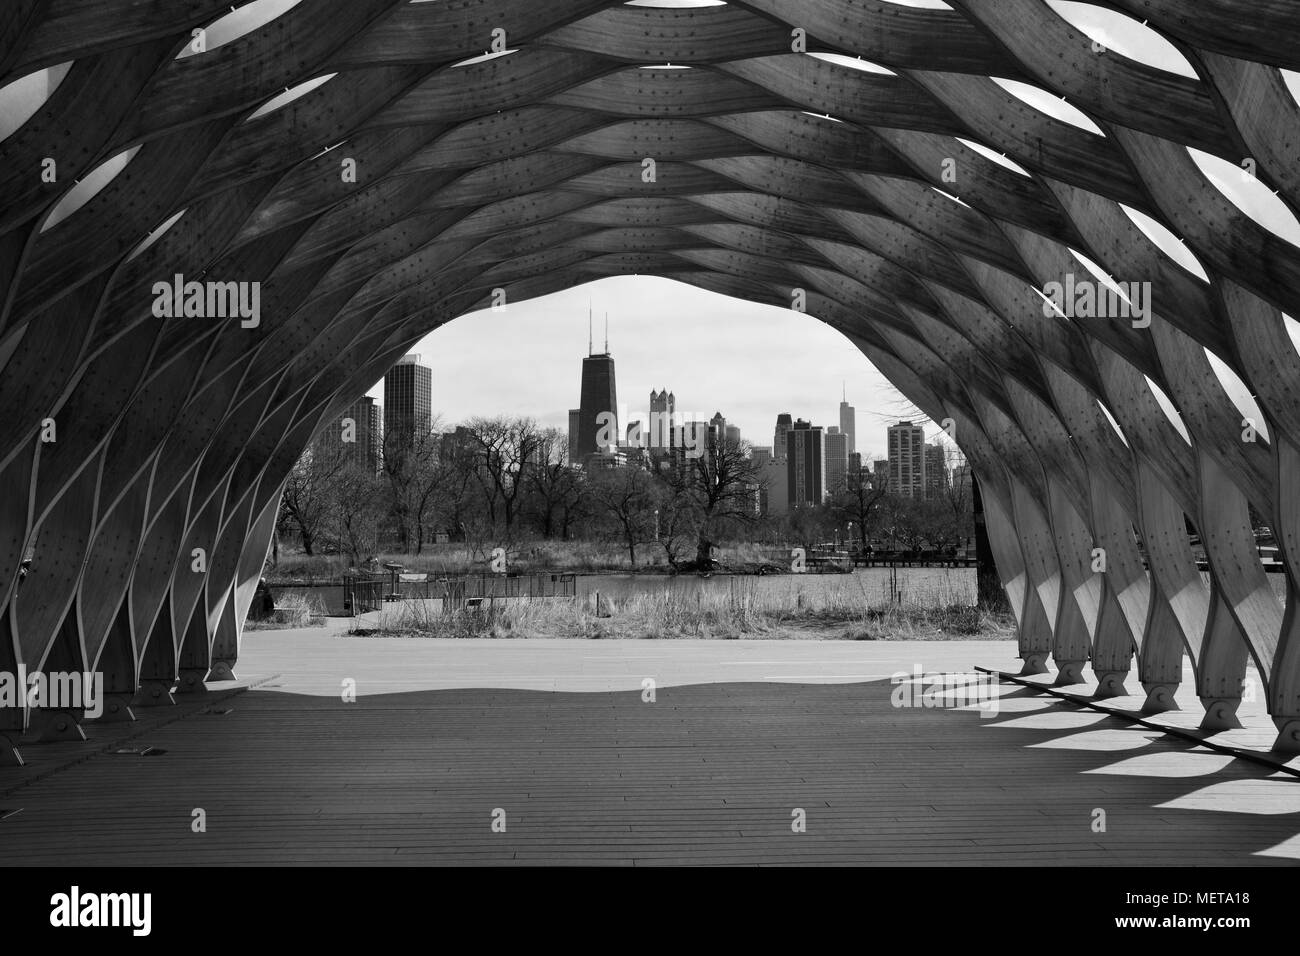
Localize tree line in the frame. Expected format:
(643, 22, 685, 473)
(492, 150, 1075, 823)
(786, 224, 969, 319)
(276, 415, 974, 569)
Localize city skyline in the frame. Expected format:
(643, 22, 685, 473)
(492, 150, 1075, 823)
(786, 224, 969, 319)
(361, 276, 919, 462)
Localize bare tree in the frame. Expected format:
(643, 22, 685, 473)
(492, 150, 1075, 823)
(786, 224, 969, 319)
(830, 461, 889, 552)
(381, 417, 445, 553)
(940, 442, 974, 549)
(589, 465, 659, 566)
(659, 433, 762, 568)
(524, 428, 587, 538)
(329, 462, 385, 566)
(279, 443, 348, 555)
(461, 416, 543, 537)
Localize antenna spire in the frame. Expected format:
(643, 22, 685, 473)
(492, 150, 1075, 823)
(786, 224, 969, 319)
(604, 312, 609, 353)
(588, 300, 592, 356)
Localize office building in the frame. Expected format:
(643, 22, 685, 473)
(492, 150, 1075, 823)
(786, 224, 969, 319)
(576, 322, 618, 459)
(648, 389, 676, 450)
(925, 442, 949, 500)
(773, 413, 793, 462)
(384, 354, 432, 453)
(887, 421, 926, 498)
(825, 427, 848, 495)
(317, 395, 382, 474)
(786, 419, 825, 507)
(761, 457, 789, 516)
(839, 388, 856, 456)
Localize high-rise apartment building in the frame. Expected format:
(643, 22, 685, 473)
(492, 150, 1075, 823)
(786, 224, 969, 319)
(925, 442, 949, 500)
(317, 395, 382, 474)
(825, 427, 848, 495)
(773, 413, 793, 462)
(383, 354, 432, 453)
(786, 419, 825, 507)
(887, 421, 926, 498)
(760, 456, 789, 516)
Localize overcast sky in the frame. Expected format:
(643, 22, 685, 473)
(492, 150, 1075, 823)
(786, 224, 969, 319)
(367, 276, 915, 461)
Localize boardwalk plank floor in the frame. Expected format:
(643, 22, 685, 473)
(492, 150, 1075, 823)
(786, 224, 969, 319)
(2, 635, 1298, 865)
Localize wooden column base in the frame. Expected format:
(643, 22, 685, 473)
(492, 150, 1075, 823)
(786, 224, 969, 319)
(207, 661, 236, 682)
(134, 680, 176, 707)
(31, 708, 86, 742)
(175, 668, 209, 694)
(94, 693, 136, 723)
(1198, 697, 1244, 731)
(1092, 670, 1129, 700)
(1052, 660, 1087, 686)
(1271, 718, 1300, 754)
(1019, 652, 1049, 676)
(1140, 682, 1181, 714)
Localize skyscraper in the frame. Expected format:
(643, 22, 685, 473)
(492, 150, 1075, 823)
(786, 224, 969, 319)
(887, 421, 926, 498)
(786, 419, 825, 507)
(568, 408, 580, 463)
(576, 313, 618, 460)
(839, 385, 856, 456)
(317, 395, 382, 474)
(925, 442, 949, 500)
(649, 389, 675, 450)
(383, 354, 432, 453)
(725, 424, 741, 446)
(773, 413, 793, 462)
(825, 427, 848, 495)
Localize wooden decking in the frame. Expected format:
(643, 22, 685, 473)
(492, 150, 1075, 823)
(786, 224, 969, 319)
(2, 634, 1299, 865)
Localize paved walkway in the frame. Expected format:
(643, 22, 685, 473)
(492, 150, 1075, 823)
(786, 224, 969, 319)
(2, 630, 1298, 865)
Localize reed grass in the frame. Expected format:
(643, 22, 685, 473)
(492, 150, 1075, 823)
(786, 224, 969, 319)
(364, 576, 1015, 641)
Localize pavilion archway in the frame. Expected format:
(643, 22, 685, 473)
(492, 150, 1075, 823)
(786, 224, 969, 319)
(2, 0, 1300, 759)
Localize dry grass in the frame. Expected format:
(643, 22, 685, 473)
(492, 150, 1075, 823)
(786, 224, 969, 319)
(363, 577, 1015, 641)
(244, 591, 327, 630)
(268, 541, 793, 583)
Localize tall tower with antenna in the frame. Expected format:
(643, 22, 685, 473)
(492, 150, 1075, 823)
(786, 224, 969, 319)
(839, 383, 856, 457)
(575, 305, 618, 461)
